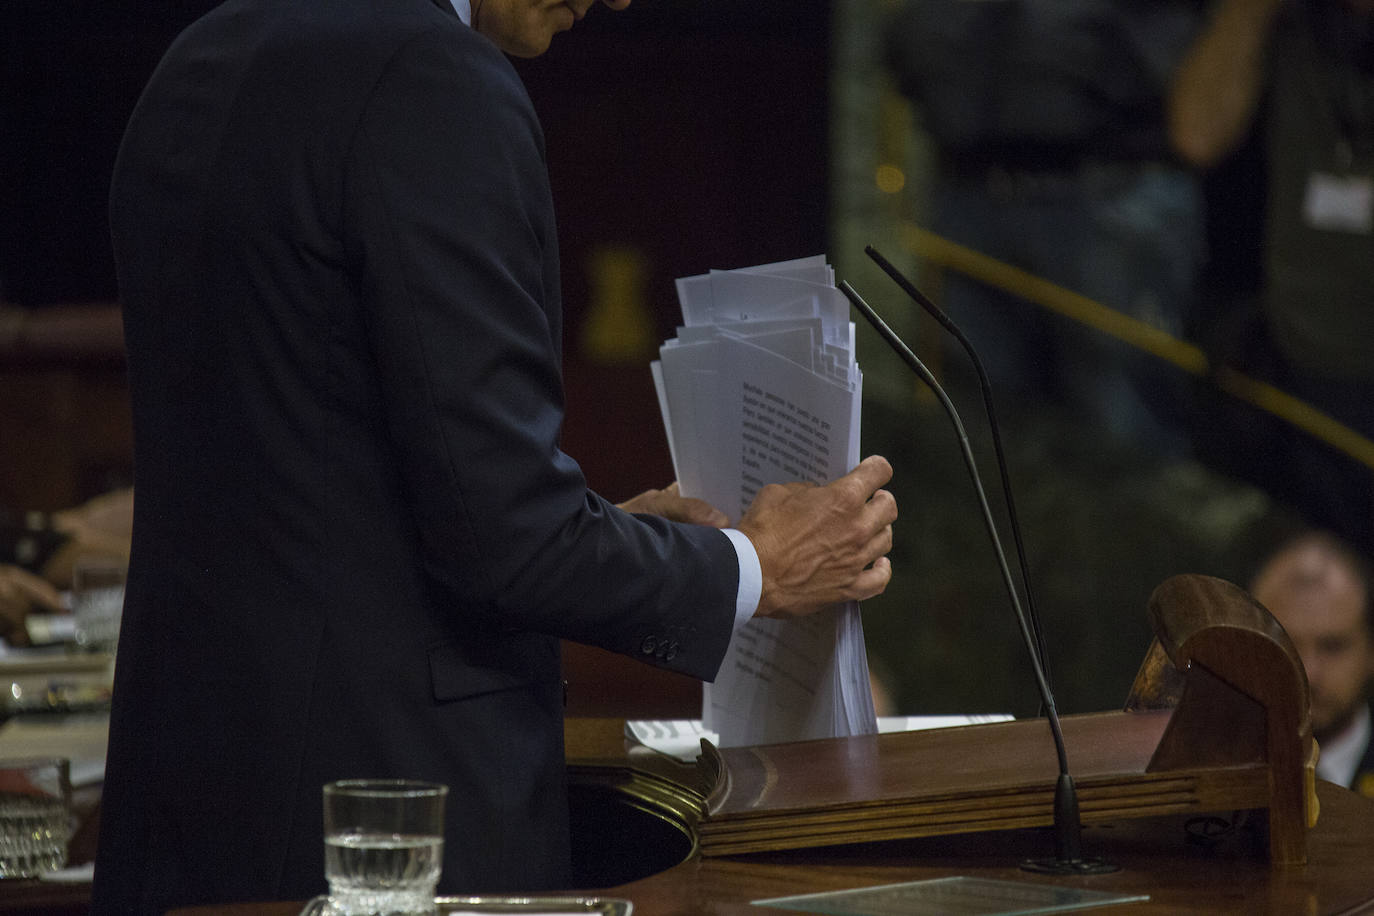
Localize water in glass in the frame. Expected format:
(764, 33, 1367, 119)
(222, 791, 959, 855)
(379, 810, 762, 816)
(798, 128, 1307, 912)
(324, 830, 442, 916)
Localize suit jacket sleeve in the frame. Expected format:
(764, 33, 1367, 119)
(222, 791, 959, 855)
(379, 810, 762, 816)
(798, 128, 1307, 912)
(341, 25, 738, 680)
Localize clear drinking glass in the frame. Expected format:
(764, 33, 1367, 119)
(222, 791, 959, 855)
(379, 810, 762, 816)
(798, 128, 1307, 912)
(71, 557, 126, 653)
(305, 779, 448, 916)
(0, 757, 70, 879)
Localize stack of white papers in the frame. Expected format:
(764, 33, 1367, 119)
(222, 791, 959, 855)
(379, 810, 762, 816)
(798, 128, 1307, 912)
(652, 256, 876, 748)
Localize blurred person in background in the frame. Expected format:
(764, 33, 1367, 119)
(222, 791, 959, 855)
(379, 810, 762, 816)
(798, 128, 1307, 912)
(1171, 0, 1374, 555)
(885, 0, 1207, 458)
(0, 567, 60, 643)
(0, 487, 132, 643)
(1251, 530, 1374, 796)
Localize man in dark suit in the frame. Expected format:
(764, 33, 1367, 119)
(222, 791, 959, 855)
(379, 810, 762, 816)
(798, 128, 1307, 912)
(93, 0, 898, 911)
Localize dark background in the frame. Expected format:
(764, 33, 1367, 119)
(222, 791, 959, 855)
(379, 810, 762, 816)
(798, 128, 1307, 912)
(2, 2, 1301, 721)
(0, 0, 830, 506)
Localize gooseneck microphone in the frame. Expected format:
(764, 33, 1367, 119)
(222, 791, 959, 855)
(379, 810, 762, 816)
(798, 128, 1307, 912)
(863, 245, 1051, 682)
(838, 279, 1115, 874)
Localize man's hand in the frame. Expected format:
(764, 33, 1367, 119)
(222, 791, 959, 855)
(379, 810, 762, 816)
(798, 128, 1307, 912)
(737, 455, 896, 619)
(43, 487, 133, 589)
(0, 565, 63, 646)
(616, 482, 729, 528)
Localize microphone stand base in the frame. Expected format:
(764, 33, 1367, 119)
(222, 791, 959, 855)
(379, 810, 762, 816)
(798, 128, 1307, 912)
(1019, 856, 1120, 875)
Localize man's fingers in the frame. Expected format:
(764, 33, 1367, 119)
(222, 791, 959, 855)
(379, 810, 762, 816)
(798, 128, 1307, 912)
(0, 569, 62, 613)
(618, 482, 730, 527)
(863, 488, 898, 527)
(863, 524, 894, 566)
(827, 456, 894, 507)
(680, 498, 729, 528)
(847, 556, 892, 602)
(846, 455, 894, 493)
(741, 455, 898, 619)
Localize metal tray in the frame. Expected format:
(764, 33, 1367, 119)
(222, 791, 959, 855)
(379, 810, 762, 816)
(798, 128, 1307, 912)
(301, 894, 631, 916)
(435, 897, 631, 916)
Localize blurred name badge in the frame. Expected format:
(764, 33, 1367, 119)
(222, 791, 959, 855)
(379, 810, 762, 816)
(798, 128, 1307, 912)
(0, 758, 71, 879)
(1303, 172, 1373, 234)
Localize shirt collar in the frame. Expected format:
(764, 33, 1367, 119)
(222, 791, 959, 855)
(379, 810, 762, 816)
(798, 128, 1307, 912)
(1317, 703, 1372, 789)
(449, 0, 471, 25)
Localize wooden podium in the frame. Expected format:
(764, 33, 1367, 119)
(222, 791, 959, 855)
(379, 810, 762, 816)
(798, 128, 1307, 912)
(166, 574, 1374, 915)
(698, 574, 1318, 867)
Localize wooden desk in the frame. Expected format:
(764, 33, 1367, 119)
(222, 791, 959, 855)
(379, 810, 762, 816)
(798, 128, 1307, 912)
(611, 781, 1374, 915)
(0, 880, 91, 916)
(164, 729, 1374, 916)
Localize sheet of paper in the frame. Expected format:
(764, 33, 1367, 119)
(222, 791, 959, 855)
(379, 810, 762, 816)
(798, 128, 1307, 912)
(625, 716, 1016, 761)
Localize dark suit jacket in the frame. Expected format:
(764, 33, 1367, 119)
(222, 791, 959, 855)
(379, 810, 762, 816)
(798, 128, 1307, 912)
(94, 0, 739, 911)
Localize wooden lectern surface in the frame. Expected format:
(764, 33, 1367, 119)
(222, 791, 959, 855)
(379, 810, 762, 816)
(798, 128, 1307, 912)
(163, 779, 1374, 916)
(709, 710, 1169, 811)
(700, 710, 1275, 856)
(617, 779, 1374, 915)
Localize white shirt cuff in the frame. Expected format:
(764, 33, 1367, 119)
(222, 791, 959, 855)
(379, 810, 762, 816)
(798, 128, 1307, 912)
(722, 528, 761, 630)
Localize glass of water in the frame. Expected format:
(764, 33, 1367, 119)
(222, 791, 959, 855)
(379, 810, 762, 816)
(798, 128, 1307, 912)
(71, 557, 126, 653)
(0, 757, 70, 879)
(309, 779, 448, 916)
